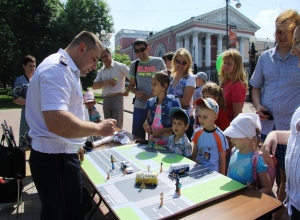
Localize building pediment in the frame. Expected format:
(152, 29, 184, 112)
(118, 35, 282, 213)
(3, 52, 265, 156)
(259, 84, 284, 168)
(195, 5, 260, 30)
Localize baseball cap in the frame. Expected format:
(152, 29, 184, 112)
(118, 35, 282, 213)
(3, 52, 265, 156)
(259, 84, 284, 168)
(169, 107, 190, 124)
(196, 72, 207, 82)
(84, 91, 95, 103)
(223, 113, 261, 139)
(195, 98, 219, 114)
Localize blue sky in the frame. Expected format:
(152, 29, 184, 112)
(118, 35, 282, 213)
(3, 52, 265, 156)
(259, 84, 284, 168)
(106, 0, 300, 46)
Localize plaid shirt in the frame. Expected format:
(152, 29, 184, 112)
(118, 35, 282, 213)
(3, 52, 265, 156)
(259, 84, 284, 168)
(167, 134, 192, 157)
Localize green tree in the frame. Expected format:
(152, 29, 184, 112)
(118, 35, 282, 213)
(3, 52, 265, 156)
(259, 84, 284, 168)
(113, 46, 131, 67)
(0, 0, 63, 88)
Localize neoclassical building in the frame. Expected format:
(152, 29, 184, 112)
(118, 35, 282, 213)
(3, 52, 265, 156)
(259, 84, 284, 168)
(115, 6, 275, 67)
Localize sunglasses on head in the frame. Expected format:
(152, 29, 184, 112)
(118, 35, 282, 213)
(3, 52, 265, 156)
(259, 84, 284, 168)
(134, 47, 146, 54)
(175, 59, 187, 66)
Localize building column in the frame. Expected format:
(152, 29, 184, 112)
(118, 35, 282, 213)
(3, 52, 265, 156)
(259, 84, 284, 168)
(198, 34, 203, 67)
(205, 32, 211, 67)
(184, 34, 190, 51)
(192, 31, 199, 66)
(217, 34, 223, 56)
(176, 36, 183, 50)
(239, 37, 245, 62)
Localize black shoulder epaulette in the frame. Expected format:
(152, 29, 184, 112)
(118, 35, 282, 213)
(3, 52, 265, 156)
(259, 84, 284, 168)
(59, 55, 68, 66)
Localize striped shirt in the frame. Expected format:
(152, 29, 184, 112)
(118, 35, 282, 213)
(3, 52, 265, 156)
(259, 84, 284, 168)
(250, 46, 300, 135)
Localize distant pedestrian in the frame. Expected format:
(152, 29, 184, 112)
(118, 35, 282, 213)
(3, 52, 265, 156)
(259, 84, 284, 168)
(193, 72, 207, 128)
(162, 52, 174, 76)
(92, 48, 130, 129)
(13, 55, 36, 148)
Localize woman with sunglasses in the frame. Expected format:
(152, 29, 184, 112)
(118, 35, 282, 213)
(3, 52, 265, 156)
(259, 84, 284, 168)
(167, 48, 196, 140)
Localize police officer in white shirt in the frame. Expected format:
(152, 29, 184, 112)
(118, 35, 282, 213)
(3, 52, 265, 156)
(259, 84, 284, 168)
(26, 31, 116, 220)
(92, 48, 130, 129)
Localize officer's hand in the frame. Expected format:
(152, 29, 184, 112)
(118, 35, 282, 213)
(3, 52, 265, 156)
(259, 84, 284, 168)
(98, 119, 116, 136)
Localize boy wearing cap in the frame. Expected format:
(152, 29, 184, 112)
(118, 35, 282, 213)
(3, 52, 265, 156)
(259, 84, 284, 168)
(192, 98, 228, 175)
(193, 72, 207, 128)
(167, 107, 193, 158)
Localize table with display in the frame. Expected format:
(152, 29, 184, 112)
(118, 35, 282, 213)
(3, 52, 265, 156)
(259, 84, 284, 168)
(81, 131, 282, 220)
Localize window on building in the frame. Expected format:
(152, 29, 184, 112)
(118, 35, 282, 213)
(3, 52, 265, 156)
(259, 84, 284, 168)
(151, 43, 154, 48)
(266, 46, 269, 50)
(168, 36, 172, 44)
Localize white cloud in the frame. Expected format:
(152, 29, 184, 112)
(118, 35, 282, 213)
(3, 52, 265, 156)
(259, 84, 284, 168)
(255, 9, 281, 26)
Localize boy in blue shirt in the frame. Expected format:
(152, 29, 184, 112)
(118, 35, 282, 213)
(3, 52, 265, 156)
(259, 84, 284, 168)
(192, 98, 228, 175)
(167, 107, 192, 159)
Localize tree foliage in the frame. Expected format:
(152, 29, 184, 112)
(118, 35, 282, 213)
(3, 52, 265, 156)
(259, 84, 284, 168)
(0, 0, 114, 90)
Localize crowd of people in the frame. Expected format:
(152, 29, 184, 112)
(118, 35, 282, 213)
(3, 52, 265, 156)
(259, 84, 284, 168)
(10, 8, 300, 220)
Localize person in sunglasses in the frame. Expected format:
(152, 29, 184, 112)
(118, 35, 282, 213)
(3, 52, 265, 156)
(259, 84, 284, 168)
(129, 38, 167, 139)
(167, 48, 196, 140)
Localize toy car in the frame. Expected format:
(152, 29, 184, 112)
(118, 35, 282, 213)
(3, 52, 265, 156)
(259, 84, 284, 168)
(135, 171, 158, 185)
(120, 161, 133, 173)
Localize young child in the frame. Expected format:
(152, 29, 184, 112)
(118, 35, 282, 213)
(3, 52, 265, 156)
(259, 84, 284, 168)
(202, 82, 229, 131)
(167, 107, 192, 158)
(192, 98, 228, 175)
(223, 113, 272, 195)
(202, 82, 231, 172)
(262, 106, 300, 218)
(84, 91, 101, 123)
(144, 71, 180, 146)
(193, 72, 207, 128)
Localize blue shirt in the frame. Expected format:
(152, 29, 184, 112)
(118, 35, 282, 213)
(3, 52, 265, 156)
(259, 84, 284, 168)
(167, 134, 192, 157)
(228, 150, 267, 185)
(250, 46, 300, 134)
(192, 127, 228, 172)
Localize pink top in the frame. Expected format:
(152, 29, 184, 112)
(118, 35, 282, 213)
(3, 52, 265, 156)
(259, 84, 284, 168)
(223, 80, 246, 122)
(149, 105, 171, 146)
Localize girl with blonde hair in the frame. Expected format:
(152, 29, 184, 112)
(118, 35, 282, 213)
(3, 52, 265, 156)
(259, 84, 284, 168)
(219, 49, 248, 122)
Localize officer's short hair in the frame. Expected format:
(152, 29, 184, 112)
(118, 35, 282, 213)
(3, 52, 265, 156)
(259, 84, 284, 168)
(133, 39, 148, 48)
(70, 31, 103, 51)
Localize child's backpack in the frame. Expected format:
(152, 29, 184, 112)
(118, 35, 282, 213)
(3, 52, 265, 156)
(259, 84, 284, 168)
(252, 151, 277, 189)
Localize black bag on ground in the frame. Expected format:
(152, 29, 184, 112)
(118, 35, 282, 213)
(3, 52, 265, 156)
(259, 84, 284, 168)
(0, 178, 23, 203)
(0, 143, 26, 179)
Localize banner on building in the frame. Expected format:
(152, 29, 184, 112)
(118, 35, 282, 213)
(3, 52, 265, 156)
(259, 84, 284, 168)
(228, 25, 237, 48)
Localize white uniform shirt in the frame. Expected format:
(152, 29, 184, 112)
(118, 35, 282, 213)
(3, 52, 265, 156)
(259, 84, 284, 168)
(26, 49, 86, 154)
(94, 60, 130, 96)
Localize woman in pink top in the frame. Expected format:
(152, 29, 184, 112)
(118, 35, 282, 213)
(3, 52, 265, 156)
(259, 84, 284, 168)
(219, 49, 248, 122)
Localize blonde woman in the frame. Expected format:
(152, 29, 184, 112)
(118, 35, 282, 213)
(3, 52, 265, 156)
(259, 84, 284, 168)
(219, 49, 248, 122)
(167, 48, 195, 140)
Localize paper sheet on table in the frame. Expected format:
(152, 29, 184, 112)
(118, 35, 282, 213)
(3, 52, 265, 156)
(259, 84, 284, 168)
(93, 131, 130, 147)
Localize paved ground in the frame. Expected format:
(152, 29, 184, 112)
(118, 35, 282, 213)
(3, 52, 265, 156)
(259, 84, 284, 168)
(0, 91, 289, 220)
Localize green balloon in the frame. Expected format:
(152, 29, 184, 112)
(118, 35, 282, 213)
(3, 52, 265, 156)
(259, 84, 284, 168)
(216, 52, 224, 74)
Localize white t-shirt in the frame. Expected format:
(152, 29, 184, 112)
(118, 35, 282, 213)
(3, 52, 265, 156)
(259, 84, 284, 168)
(26, 49, 86, 154)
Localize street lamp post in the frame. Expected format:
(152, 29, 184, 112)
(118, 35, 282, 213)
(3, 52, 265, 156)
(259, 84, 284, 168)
(248, 36, 258, 102)
(226, 0, 241, 49)
(95, 30, 112, 47)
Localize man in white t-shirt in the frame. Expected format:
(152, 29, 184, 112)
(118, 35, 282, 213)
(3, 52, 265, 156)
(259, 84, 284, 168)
(26, 31, 116, 220)
(92, 48, 130, 128)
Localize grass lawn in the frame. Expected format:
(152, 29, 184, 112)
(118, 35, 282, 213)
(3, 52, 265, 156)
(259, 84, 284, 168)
(0, 88, 103, 110)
